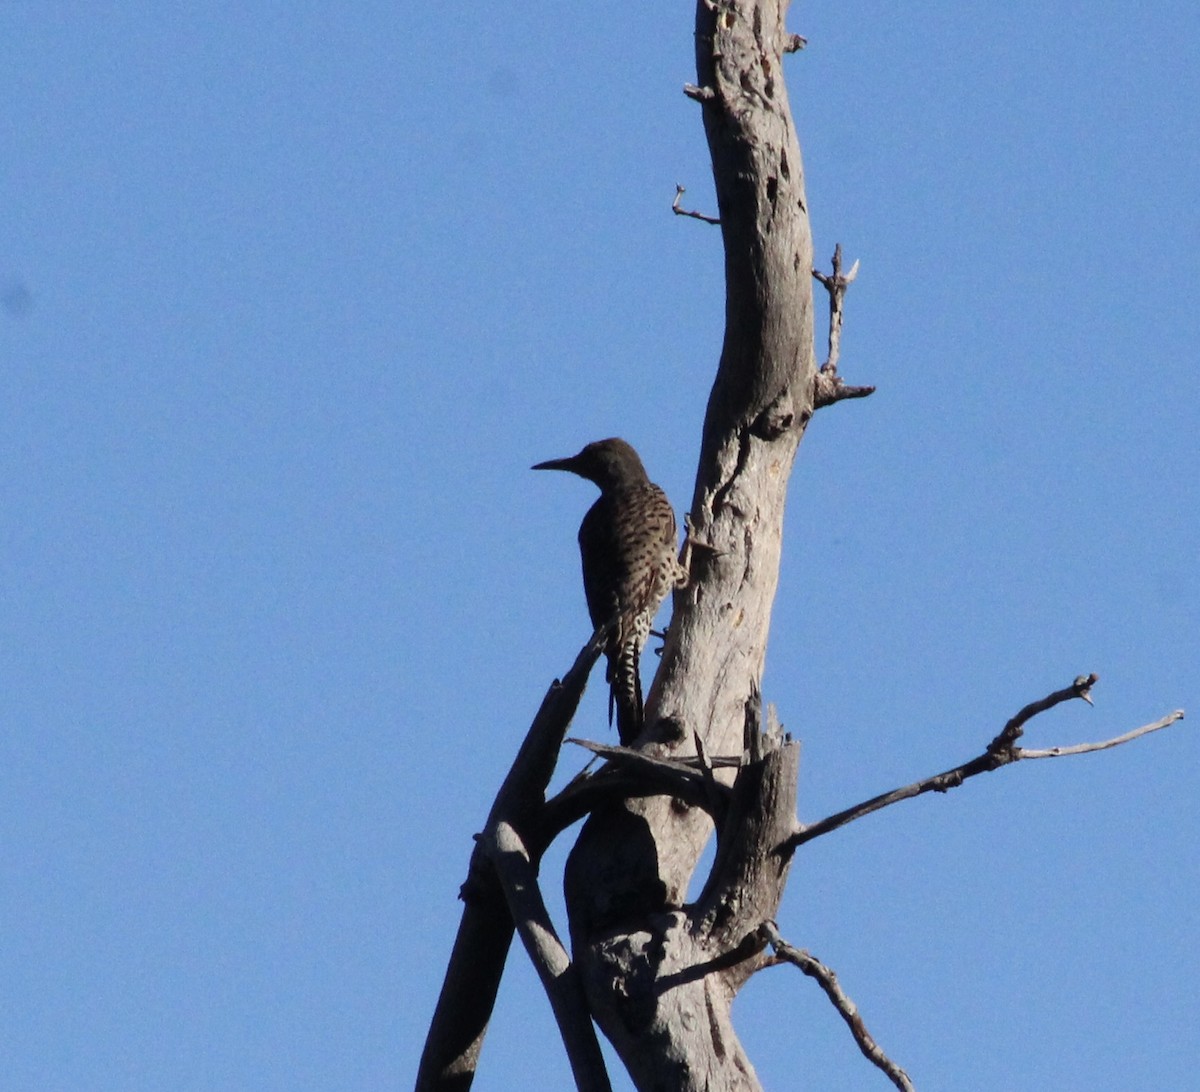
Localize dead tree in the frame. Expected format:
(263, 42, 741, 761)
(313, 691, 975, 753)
(417, 2, 1183, 1089)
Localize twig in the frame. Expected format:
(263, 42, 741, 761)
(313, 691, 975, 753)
(1020, 710, 1184, 758)
(812, 243, 858, 373)
(812, 244, 874, 408)
(762, 923, 914, 1092)
(672, 184, 720, 225)
(566, 737, 741, 771)
(538, 740, 733, 844)
(791, 677, 1184, 850)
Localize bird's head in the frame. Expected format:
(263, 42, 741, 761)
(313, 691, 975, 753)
(532, 437, 648, 491)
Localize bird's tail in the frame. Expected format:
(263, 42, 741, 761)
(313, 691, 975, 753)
(607, 636, 644, 745)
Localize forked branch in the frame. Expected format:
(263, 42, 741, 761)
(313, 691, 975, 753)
(986, 672, 1096, 752)
(812, 244, 874, 408)
(791, 677, 1184, 850)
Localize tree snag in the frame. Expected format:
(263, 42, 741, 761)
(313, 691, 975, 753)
(417, 3, 1184, 1089)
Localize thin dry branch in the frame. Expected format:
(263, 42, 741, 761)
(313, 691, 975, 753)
(567, 737, 742, 771)
(1020, 710, 1184, 758)
(762, 923, 914, 1092)
(790, 677, 1184, 850)
(536, 740, 733, 843)
(812, 244, 873, 407)
(672, 183, 720, 225)
(812, 244, 858, 374)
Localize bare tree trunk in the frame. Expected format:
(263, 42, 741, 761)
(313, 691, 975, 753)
(562, 1, 818, 1086)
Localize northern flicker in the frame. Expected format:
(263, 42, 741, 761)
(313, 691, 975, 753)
(534, 438, 686, 743)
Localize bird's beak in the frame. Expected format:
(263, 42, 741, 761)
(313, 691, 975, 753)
(532, 456, 576, 472)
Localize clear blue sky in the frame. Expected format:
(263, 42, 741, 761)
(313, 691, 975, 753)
(2, 4, 1196, 1090)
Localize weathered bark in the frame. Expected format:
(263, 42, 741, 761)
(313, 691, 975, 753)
(571, 707, 800, 1090)
(562, 0, 818, 1086)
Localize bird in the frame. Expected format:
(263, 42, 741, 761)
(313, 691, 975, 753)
(533, 438, 687, 743)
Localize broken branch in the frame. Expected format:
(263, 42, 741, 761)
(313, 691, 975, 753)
(672, 183, 720, 225)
